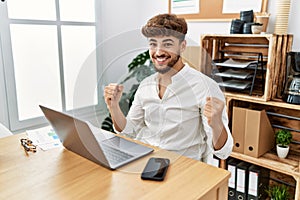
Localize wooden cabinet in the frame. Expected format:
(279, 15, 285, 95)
(197, 34, 300, 199)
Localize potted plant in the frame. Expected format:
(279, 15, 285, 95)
(275, 129, 292, 159)
(265, 184, 290, 200)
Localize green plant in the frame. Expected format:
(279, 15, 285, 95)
(265, 184, 290, 200)
(101, 50, 155, 132)
(275, 129, 292, 147)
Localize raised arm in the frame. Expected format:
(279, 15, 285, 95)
(103, 83, 126, 132)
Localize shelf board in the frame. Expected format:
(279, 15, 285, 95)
(231, 151, 299, 178)
(224, 92, 265, 101)
(225, 94, 300, 110)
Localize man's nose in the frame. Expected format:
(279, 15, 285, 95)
(154, 44, 166, 55)
(155, 47, 164, 55)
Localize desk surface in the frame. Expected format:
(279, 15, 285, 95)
(0, 133, 230, 200)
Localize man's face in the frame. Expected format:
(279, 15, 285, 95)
(148, 36, 185, 74)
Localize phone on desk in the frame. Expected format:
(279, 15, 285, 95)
(141, 157, 170, 181)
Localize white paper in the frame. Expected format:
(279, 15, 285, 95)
(236, 168, 246, 192)
(223, 0, 262, 14)
(171, 0, 199, 15)
(215, 69, 254, 79)
(215, 58, 258, 68)
(26, 126, 62, 150)
(219, 80, 252, 90)
(228, 165, 236, 188)
(248, 171, 258, 196)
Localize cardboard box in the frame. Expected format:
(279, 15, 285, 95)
(232, 107, 275, 157)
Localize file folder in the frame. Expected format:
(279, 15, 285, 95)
(226, 158, 240, 200)
(244, 109, 274, 158)
(232, 107, 246, 153)
(232, 107, 275, 158)
(247, 165, 270, 200)
(236, 161, 251, 200)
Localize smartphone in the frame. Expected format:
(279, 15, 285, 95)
(141, 157, 170, 181)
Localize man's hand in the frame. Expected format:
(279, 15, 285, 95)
(104, 83, 124, 110)
(203, 97, 224, 129)
(203, 97, 227, 150)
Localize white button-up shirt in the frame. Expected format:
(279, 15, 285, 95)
(120, 64, 233, 164)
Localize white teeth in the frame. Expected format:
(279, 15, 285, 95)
(157, 57, 167, 62)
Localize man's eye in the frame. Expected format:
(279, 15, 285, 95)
(149, 43, 157, 47)
(164, 43, 173, 48)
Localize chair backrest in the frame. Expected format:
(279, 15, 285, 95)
(0, 123, 13, 138)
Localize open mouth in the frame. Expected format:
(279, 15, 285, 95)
(154, 55, 171, 65)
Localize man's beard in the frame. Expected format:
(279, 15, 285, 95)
(154, 55, 181, 74)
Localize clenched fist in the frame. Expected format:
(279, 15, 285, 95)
(104, 83, 124, 110)
(203, 97, 224, 129)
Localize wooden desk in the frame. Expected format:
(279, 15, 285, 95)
(0, 133, 230, 200)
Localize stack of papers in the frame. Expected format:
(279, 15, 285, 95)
(218, 80, 252, 90)
(214, 69, 254, 79)
(214, 58, 258, 68)
(26, 126, 62, 151)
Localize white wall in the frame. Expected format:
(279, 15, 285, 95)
(288, 0, 300, 50)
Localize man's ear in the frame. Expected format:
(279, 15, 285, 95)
(180, 40, 187, 53)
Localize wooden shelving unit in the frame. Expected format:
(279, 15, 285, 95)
(198, 34, 300, 199)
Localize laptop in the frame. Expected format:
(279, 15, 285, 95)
(39, 105, 153, 170)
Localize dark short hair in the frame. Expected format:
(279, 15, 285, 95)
(141, 14, 187, 41)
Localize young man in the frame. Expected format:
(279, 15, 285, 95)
(104, 14, 233, 164)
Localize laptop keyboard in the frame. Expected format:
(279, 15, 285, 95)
(102, 145, 134, 165)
